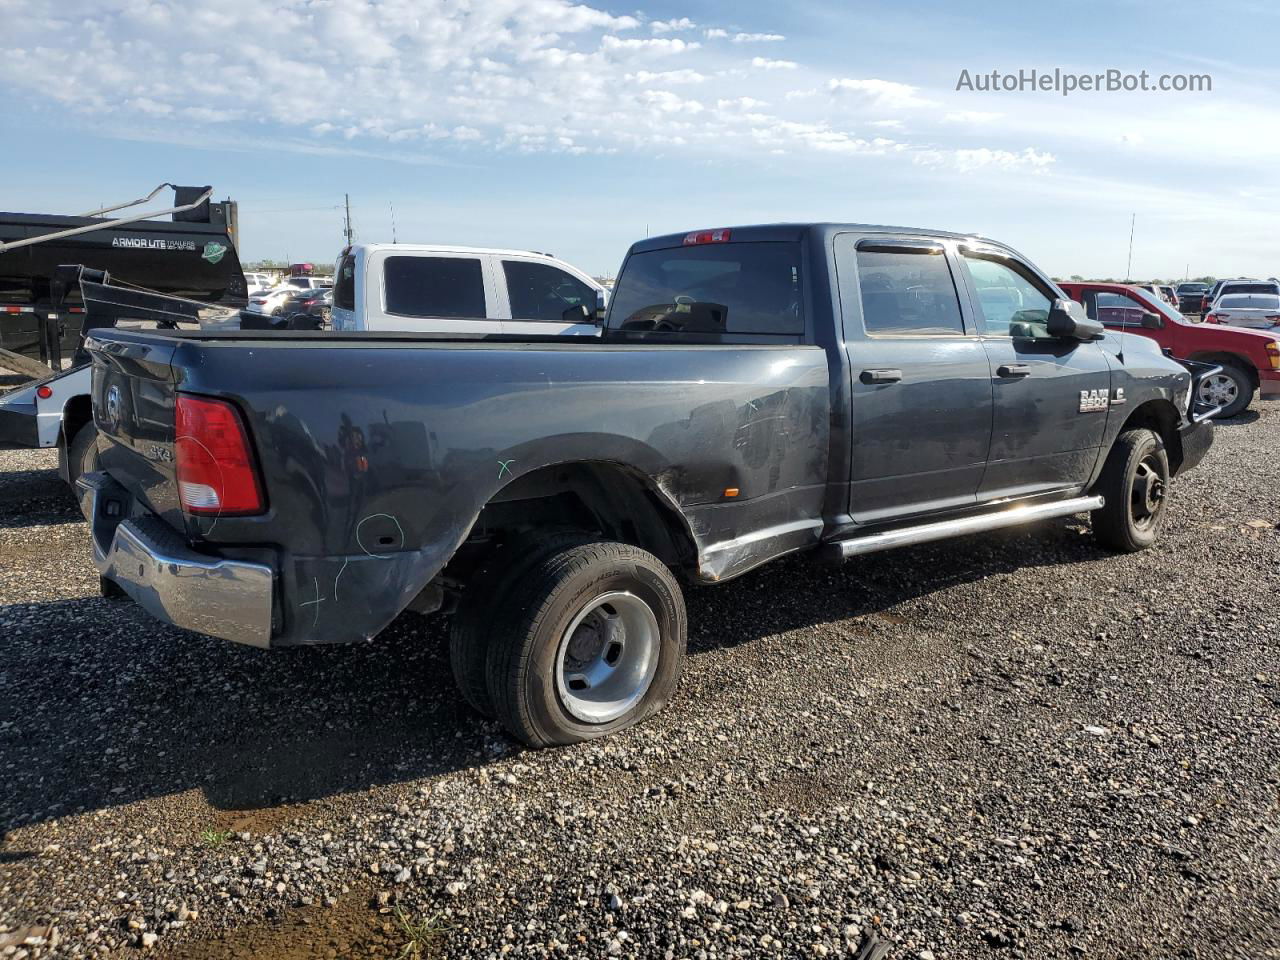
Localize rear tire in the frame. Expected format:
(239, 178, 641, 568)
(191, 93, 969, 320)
(448, 531, 595, 719)
(66, 422, 99, 487)
(484, 541, 686, 747)
(1198, 363, 1252, 418)
(1092, 427, 1170, 553)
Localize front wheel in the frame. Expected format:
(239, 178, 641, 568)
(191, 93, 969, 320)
(1092, 427, 1170, 552)
(484, 541, 686, 747)
(1197, 363, 1252, 418)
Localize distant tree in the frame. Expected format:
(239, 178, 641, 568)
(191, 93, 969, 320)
(1069, 274, 1085, 281)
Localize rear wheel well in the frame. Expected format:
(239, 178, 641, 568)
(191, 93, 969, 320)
(59, 394, 93, 448)
(1187, 352, 1258, 388)
(1118, 399, 1184, 473)
(444, 462, 698, 588)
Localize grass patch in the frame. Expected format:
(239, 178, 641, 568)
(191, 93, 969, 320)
(199, 828, 232, 849)
(394, 905, 447, 959)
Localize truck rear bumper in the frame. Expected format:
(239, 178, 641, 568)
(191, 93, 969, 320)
(77, 472, 274, 647)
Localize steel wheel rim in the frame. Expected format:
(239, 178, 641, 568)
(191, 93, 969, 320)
(555, 591, 659, 724)
(1130, 455, 1167, 531)
(1197, 373, 1238, 407)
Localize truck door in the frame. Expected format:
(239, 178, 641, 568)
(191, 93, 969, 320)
(495, 257, 603, 337)
(956, 247, 1111, 500)
(835, 235, 993, 524)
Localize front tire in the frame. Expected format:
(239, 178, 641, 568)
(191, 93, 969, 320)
(1092, 427, 1170, 552)
(1198, 363, 1252, 418)
(484, 541, 686, 747)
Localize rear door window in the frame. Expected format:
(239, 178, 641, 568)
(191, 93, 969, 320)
(608, 242, 803, 336)
(854, 245, 964, 335)
(502, 260, 597, 322)
(384, 256, 486, 318)
(334, 254, 356, 310)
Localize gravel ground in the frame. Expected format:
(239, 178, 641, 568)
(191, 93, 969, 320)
(1, 411, 1278, 960)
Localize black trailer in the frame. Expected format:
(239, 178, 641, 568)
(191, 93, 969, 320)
(0, 183, 246, 375)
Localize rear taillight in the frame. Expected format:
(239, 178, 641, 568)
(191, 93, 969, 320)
(683, 228, 731, 245)
(1204, 314, 1218, 323)
(175, 394, 265, 516)
(251, 298, 268, 305)
(1266, 341, 1280, 370)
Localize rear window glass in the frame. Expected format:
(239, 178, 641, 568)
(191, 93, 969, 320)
(608, 242, 803, 335)
(384, 256, 485, 318)
(1220, 283, 1279, 296)
(856, 247, 964, 335)
(1219, 293, 1280, 309)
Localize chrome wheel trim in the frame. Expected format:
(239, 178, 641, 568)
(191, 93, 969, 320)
(1197, 373, 1239, 408)
(554, 591, 659, 724)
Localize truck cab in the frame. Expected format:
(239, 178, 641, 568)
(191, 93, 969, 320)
(330, 243, 606, 337)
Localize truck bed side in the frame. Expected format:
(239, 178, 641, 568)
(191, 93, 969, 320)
(88, 330, 830, 646)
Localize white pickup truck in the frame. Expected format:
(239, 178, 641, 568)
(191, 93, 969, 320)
(330, 244, 607, 336)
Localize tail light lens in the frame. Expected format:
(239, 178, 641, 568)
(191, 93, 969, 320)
(1204, 314, 1218, 323)
(175, 394, 265, 515)
(1267, 341, 1280, 370)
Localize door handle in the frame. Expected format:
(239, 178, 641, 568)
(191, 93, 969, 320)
(996, 363, 1032, 378)
(860, 368, 903, 384)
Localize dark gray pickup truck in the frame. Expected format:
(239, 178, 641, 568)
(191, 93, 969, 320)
(78, 223, 1213, 746)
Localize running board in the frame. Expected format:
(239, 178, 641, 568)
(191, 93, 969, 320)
(822, 495, 1105, 561)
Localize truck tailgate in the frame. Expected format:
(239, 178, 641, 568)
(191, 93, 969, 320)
(89, 334, 184, 526)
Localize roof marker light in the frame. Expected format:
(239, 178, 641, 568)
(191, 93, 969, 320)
(683, 229, 731, 246)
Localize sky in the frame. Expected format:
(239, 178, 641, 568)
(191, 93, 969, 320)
(1, 0, 1277, 281)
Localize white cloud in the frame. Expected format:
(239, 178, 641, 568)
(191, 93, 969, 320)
(627, 69, 706, 85)
(650, 17, 696, 33)
(914, 147, 1055, 172)
(942, 110, 1002, 124)
(829, 77, 936, 110)
(0, 0, 1066, 181)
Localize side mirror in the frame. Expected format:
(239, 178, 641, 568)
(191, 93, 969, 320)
(1141, 311, 1164, 330)
(1046, 297, 1104, 340)
(562, 303, 594, 324)
(595, 288, 609, 323)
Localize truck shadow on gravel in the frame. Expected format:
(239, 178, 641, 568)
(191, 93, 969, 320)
(0, 517, 1106, 837)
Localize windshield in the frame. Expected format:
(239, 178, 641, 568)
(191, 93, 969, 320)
(1219, 293, 1280, 310)
(1135, 288, 1183, 322)
(608, 241, 803, 335)
(1221, 283, 1278, 296)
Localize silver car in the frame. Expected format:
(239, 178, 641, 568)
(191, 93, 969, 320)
(1207, 292, 1280, 329)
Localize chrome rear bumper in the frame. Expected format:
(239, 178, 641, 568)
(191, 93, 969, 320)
(77, 472, 274, 647)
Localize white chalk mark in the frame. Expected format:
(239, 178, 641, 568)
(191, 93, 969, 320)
(334, 558, 350, 602)
(174, 433, 225, 535)
(299, 576, 323, 629)
(355, 513, 405, 560)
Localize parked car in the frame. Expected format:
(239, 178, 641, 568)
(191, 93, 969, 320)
(1215, 279, 1280, 301)
(1176, 282, 1210, 313)
(331, 244, 607, 337)
(285, 289, 332, 330)
(78, 223, 1215, 746)
(1204, 292, 1280, 329)
(1159, 284, 1179, 307)
(1138, 283, 1177, 307)
(1059, 281, 1280, 417)
(244, 288, 295, 317)
(243, 272, 273, 294)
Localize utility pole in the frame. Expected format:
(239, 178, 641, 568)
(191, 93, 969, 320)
(1125, 212, 1135, 281)
(344, 193, 353, 246)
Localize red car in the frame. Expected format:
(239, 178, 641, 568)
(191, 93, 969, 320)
(1058, 282, 1280, 418)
